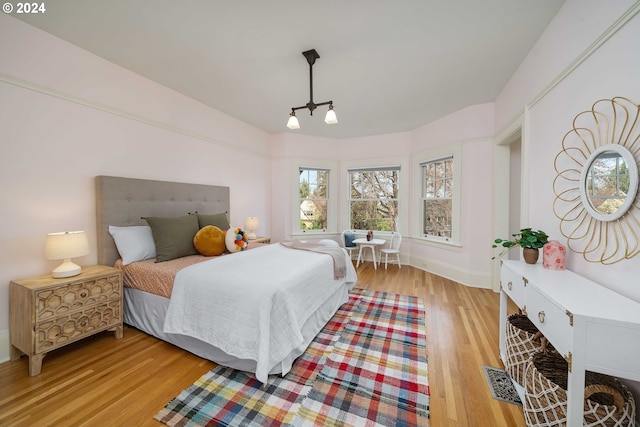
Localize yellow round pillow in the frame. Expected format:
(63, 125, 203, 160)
(193, 225, 226, 256)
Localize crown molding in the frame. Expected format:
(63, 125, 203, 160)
(529, 2, 640, 109)
(0, 72, 269, 158)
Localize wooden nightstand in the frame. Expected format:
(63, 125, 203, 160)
(10, 265, 123, 376)
(251, 236, 271, 244)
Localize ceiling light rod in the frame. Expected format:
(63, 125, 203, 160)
(287, 49, 337, 129)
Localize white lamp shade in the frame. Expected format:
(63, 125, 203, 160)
(324, 108, 338, 124)
(45, 231, 90, 278)
(287, 114, 300, 129)
(244, 217, 260, 240)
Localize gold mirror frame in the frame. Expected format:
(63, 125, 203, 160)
(552, 97, 640, 264)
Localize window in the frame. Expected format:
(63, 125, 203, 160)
(299, 168, 328, 231)
(348, 167, 399, 231)
(421, 156, 453, 238)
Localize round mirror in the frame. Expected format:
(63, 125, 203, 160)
(579, 145, 639, 221)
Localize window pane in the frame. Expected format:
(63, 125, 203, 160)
(300, 200, 327, 230)
(423, 199, 452, 237)
(444, 178, 453, 197)
(299, 168, 328, 231)
(349, 168, 399, 231)
(421, 156, 454, 239)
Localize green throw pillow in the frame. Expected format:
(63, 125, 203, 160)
(196, 212, 230, 230)
(145, 214, 199, 262)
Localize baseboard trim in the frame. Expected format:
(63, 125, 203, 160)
(410, 255, 491, 289)
(0, 329, 10, 364)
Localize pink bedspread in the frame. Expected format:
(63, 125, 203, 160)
(115, 255, 208, 298)
(115, 243, 267, 298)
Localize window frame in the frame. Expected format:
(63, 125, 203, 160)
(292, 159, 337, 236)
(412, 143, 461, 246)
(347, 166, 400, 232)
(341, 157, 409, 236)
(298, 167, 329, 232)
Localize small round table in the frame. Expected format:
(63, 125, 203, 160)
(353, 238, 385, 270)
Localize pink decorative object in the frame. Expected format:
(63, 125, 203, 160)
(543, 240, 566, 270)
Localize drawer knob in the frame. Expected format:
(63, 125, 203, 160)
(538, 311, 546, 323)
(508, 281, 513, 290)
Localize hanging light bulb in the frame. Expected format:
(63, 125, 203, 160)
(324, 103, 338, 124)
(287, 111, 300, 129)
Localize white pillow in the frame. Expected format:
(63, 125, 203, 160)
(108, 225, 156, 265)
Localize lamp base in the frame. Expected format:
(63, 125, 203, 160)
(52, 259, 82, 278)
(246, 232, 257, 240)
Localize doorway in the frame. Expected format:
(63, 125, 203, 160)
(492, 124, 524, 291)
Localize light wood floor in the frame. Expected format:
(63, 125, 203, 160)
(0, 263, 525, 427)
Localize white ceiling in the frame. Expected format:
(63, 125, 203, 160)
(15, 0, 565, 139)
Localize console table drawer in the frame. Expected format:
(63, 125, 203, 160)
(526, 286, 570, 355)
(501, 265, 526, 308)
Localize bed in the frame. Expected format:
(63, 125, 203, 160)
(95, 176, 357, 384)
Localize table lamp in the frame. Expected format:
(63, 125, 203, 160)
(45, 231, 90, 278)
(244, 217, 260, 240)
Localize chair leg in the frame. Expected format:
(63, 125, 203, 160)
(397, 253, 401, 269)
(356, 246, 363, 267)
(384, 253, 388, 270)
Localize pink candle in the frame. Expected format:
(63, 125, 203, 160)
(543, 240, 566, 270)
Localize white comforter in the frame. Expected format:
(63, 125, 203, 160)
(163, 242, 357, 384)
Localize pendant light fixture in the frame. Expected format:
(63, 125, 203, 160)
(287, 49, 338, 129)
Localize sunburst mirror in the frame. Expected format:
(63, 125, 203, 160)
(553, 97, 640, 264)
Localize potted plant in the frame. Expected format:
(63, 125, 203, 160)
(492, 228, 549, 264)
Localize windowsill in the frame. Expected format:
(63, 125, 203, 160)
(290, 231, 397, 239)
(291, 231, 338, 237)
(413, 236, 462, 250)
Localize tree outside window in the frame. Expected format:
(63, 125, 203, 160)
(422, 157, 453, 238)
(585, 152, 630, 215)
(349, 168, 399, 231)
(299, 168, 328, 231)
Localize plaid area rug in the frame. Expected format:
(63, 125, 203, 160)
(155, 289, 430, 426)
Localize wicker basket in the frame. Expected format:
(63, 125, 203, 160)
(505, 313, 545, 385)
(523, 351, 636, 427)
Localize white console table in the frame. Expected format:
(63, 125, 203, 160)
(499, 260, 640, 426)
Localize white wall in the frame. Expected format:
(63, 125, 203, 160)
(495, 0, 638, 132)
(497, 0, 640, 302)
(409, 103, 496, 287)
(494, 0, 640, 413)
(0, 15, 272, 361)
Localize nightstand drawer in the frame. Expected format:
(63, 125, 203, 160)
(501, 264, 526, 308)
(35, 273, 121, 320)
(35, 300, 121, 353)
(526, 286, 570, 355)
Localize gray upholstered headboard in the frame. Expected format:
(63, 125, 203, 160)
(96, 176, 230, 267)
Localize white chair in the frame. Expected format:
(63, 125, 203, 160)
(380, 232, 402, 269)
(341, 230, 358, 261)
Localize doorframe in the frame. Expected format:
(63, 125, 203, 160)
(491, 108, 529, 292)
